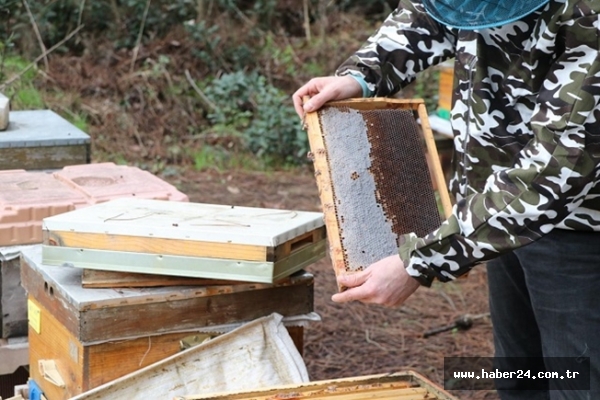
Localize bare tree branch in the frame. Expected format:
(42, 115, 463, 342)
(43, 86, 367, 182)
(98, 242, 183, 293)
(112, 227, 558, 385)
(184, 69, 217, 113)
(22, 0, 49, 72)
(130, 0, 152, 73)
(303, 0, 311, 42)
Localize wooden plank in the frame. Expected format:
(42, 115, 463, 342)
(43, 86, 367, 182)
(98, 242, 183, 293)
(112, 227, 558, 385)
(78, 278, 313, 343)
(188, 387, 430, 400)
(325, 98, 424, 111)
(21, 247, 314, 344)
(44, 230, 268, 262)
(0, 144, 89, 171)
(41, 239, 324, 284)
(68, 314, 309, 400)
(304, 104, 347, 286)
(417, 103, 453, 218)
(46, 226, 326, 264)
(81, 269, 246, 288)
(84, 331, 207, 391)
(178, 372, 458, 400)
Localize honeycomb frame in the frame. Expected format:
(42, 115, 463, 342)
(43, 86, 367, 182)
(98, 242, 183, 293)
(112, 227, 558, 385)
(304, 98, 453, 290)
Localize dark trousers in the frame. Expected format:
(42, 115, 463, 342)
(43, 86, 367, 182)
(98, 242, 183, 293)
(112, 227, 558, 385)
(487, 229, 600, 400)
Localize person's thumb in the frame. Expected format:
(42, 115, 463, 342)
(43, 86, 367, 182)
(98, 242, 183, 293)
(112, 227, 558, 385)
(337, 270, 369, 288)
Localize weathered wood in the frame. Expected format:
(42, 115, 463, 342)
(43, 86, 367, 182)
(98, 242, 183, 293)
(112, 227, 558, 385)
(65, 314, 308, 400)
(0, 145, 90, 171)
(177, 371, 458, 400)
(21, 246, 314, 344)
(28, 298, 307, 400)
(1, 247, 30, 338)
(28, 297, 85, 400)
(81, 269, 245, 288)
(0, 109, 91, 170)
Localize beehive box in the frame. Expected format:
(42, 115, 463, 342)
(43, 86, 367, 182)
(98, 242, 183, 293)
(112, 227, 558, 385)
(20, 246, 315, 400)
(0, 163, 188, 339)
(0, 110, 90, 170)
(67, 314, 309, 400)
(177, 371, 458, 400)
(42, 198, 326, 284)
(304, 98, 452, 287)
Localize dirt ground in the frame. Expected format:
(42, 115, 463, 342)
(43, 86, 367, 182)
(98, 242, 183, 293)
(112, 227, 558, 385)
(169, 167, 500, 400)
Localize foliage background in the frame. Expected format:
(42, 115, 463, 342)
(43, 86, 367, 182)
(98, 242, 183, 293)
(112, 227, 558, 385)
(0, 0, 436, 173)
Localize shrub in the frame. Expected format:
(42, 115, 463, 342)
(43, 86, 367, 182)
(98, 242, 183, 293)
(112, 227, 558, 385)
(203, 71, 308, 166)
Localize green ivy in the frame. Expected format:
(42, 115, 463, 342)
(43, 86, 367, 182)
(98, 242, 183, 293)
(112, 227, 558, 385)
(203, 71, 308, 166)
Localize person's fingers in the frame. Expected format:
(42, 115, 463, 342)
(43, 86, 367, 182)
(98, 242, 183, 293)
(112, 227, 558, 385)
(331, 270, 372, 303)
(304, 76, 361, 112)
(293, 76, 363, 118)
(302, 92, 327, 113)
(292, 86, 312, 118)
(331, 285, 371, 303)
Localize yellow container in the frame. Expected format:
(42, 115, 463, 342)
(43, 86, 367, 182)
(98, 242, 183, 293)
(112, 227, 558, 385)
(437, 61, 454, 119)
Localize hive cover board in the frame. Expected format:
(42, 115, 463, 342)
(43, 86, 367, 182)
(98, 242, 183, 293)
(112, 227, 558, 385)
(0, 110, 90, 170)
(0, 162, 188, 246)
(42, 198, 326, 283)
(304, 98, 453, 287)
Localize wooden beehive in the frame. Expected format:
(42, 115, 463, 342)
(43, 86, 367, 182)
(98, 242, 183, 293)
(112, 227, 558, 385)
(177, 371, 459, 400)
(0, 110, 90, 170)
(20, 246, 314, 400)
(41, 198, 326, 284)
(304, 98, 453, 287)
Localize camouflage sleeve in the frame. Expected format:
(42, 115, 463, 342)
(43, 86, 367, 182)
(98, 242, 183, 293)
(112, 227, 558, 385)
(335, 0, 456, 96)
(399, 13, 600, 286)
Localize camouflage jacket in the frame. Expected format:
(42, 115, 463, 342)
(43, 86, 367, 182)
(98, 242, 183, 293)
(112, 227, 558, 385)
(336, 0, 600, 285)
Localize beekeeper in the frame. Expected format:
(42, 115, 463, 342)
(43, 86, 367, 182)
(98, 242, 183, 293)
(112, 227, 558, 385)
(293, 0, 600, 398)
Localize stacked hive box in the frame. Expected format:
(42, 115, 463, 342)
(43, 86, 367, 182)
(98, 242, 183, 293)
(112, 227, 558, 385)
(0, 162, 188, 395)
(0, 163, 188, 339)
(24, 199, 324, 399)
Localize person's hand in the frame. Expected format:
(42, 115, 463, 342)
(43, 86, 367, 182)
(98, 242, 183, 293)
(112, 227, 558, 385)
(331, 254, 421, 307)
(292, 75, 362, 118)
